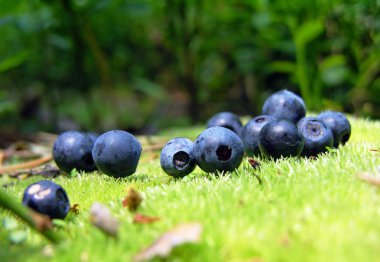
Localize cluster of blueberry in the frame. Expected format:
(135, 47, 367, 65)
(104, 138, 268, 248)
(22, 130, 143, 219)
(161, 89, 351, 177)
(160, 127, 244, 177)
(52, 130, 142, 178)
(22, 89, 351, 219)
(242, 90, 351, 158)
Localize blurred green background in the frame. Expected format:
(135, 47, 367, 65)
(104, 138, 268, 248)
(0, 0, 379, 134)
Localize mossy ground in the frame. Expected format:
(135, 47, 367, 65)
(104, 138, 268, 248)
(1, 116, 380, 262)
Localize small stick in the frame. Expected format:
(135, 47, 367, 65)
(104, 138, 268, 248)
(0, 151, 4, 166)
(0, 155, 52, 174)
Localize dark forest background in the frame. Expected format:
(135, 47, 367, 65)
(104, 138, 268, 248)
(0, 0, 379, 134)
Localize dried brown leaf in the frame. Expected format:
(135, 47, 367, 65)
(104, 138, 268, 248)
(90, 203, 119, 237)
(133, 213, 161, 224)
(70, 204, 80, 214)
(122, 188, 143, 212)
(248, 158, 262, 185)
(248, 158, 261, 170)
(133, 223, 202, 262)
(359, 173, 380, 187)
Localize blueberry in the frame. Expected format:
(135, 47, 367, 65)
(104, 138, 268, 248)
(241, 115, 277, 156)
(206, 112, 243, 136)
(258, 119, 304, 159)
(22, 180, 70, 219)
(160, 138, 196, 177)
(194, 126, 244, 173)
(52, 131, 97, 174)
(317, 111, 351, 148)
(262, 89, 306, 123)
(92, 130, 142, 178)
(297, 117, 333, 157)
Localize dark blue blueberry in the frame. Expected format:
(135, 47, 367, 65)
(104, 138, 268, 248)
(22, 180, 70, 219)
(258, 119, 304, 159)
(262, 89, 306, 123)
(92, 130, 142, 178)
(52, 131, 97, 174)
(160, 138, 196, 178)
(206, 112, 243, 136)
(194, 126, 244, 173)
(241, 115, 277, 156)
(317, 111, 351, 148)
(297, 117, 333, 157)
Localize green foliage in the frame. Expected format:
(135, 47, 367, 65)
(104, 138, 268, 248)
(0, 0, 379, 132)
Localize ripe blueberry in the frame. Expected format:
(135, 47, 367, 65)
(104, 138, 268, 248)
(241, 115, 277, 156)
(258, 119, 304, 159)
(52, 131, 97, 174)
(22, 180, 70, 219)
(160, 138, 196, 177)
(297, 117, 333, 157)
(194, 126, 244, 173)
(206, 112, 243, 136)
(262, 89, 306, 123)
(317, 111, 351, 148)
(92, 130, 142, 178)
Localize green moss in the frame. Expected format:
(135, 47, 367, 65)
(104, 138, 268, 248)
(1, 116, 380, 262)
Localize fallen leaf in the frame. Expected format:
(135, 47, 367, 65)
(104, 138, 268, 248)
(359, 173, 380, 187)
(248, 158, 262, 185)
(70, 204, 80, 214)
(133, 223, 202, 262)
(122, 187, 143, 212)
(133, 213, 161, 224)
(89, 203, 119, 237)
(248, 158, 261, 170)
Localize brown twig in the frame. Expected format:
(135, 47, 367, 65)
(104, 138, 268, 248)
(0, 151, 4, 166)
(0, 155, 52, 174)
(8, 165, 60, 178)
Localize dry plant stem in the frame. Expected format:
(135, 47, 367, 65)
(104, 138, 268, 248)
(9, 166, 60, 178)
(0, 187, 61, 243)
(0, 155, 52, 174)
(0, 151, 4, 166)
(252, 173, 263, 185)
